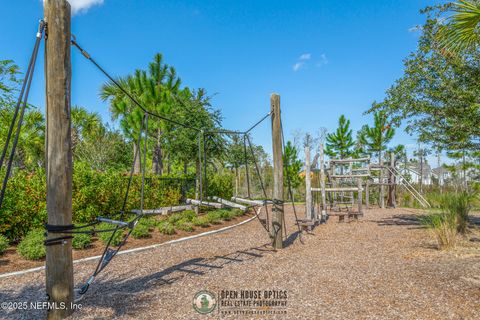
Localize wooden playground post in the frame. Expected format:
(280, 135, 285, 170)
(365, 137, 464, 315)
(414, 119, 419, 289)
(365, 180, 370, 209)
(319, 143, 327, 220)
(304, 146, 313, 222)
(388, 152, 396, 208)
(357, 178, 363, 215)
(379, 155, 385, 208)
(331, 162, 337, 209)
(270, 93, 284, 249)
(44, 0, 74, 318)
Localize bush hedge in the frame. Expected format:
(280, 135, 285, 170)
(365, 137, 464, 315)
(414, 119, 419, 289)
(0, 162, 193, 241)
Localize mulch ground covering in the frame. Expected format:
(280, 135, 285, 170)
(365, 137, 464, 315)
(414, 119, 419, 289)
(0, 206, 479, 319)
(0, 211, 255, 274)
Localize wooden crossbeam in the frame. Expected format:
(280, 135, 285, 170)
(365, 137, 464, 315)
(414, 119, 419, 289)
(312, 187, 363, 192)
(187, 199, 224, 208)
(131, 205, 193, 216)
(231, 197, 265, 206)
(211, 197, 247, 211)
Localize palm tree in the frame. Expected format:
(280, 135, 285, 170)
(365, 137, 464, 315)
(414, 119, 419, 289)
(438, 0, 480, 52)
(71, 106, 104, 151)
(325, 115, 355, 159)
(0, 106, 44, 170)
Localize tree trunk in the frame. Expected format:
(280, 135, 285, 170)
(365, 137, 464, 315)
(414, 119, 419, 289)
(234, 165, 239, 197)
(133, 142, 140, 174)
(152, 128, 163, 175)
(379, 151, 385, 208)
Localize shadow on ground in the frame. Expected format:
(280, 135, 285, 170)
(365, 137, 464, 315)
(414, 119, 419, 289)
(374, 214, 424, 229)
(75, 243, 276, 318)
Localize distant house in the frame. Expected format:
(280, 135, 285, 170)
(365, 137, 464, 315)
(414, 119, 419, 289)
(399, 163, 432, 185)
(431, 166, 451, 186)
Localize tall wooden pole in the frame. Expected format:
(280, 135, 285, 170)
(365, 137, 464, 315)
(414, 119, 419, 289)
(357, 178, 363, 216)
(271, 93, 283, 249)
(44, 0, 74, 318)
(304, 146, 313, 222)
(388, 152, 396, 208)
(379, 152, 385, 208)
(319, 143, 327, 220)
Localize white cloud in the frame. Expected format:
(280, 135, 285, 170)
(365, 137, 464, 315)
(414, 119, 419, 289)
(293, 53, 328, 71)
(43, 0, 104, 15)
(316, 53, 328, 67)
(293, 62, 304, 72)
(70, 0, 104, 14)
(299, 53, 311, 60)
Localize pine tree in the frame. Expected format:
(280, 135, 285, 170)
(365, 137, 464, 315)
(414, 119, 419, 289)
(325, 115, 355, 159)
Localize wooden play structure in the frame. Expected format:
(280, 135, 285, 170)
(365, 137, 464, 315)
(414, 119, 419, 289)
(303, 143, 430, 227)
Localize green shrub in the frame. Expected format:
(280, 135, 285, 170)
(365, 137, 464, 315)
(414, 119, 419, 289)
(217, 209, 234, 221)
(182, 210, 197, 221)
(158, 221, 175, 235)
(168, 213, 184, 224)
(96, 223, 125, 246)
(0, 234, 9, 255)
(0, 170, 47, 241)
(192, 216, 210, 227)
(72, 233, 92, 250)
(17, 229, 46, 260)
(231, 209, 244, 217)
(207, 173, 234, 199)
(131, 223, 151, 239)
(140, 217, 157, 230)
(175, 219, 195, 232)
(206, 211, 222, 224)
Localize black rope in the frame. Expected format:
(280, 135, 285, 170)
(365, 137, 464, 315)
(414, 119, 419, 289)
(77, 114, 148, 296)
(244, 112, 271, 134)
(0, 20, 44, 210)
(245, 135, 270, 231)
(279, 117, 304, 242)
(243, 134, 251, 199)
(71, 39, 201, 132)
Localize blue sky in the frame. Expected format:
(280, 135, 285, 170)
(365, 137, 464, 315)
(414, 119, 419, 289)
(2, 0, 445, 164)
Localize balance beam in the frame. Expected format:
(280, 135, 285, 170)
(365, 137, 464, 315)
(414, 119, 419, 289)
(211, 197, 247, 211)
(131, 205, 193, 216)
(186, 199, 224, 208)
(231, 197, 265, 206)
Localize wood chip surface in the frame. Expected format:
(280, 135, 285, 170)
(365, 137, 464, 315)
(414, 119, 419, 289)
(0, 206, 479, 319)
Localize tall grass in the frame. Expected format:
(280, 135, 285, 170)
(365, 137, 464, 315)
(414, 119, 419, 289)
(420, 192, 474, 249)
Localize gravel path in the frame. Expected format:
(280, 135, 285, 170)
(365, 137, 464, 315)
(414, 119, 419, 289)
(0, 206, 479, 319)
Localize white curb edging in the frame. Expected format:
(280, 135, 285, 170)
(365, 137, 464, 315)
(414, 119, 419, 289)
(0, 215, 257, 279)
